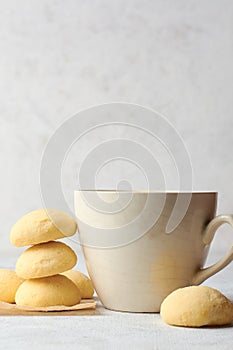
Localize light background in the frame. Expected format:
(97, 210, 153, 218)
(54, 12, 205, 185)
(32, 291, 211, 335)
(0, 0, 232, 275)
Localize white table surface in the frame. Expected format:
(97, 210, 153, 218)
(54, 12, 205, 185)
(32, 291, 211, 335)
(0, 251, 232, 350)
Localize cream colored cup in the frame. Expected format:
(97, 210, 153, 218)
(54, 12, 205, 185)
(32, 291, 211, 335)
(74, 191, 233, 312)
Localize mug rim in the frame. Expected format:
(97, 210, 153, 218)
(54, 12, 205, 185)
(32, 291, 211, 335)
(74, 190, 217, 194)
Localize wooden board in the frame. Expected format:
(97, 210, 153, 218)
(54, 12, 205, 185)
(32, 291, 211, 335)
(0, 299, 97, 316)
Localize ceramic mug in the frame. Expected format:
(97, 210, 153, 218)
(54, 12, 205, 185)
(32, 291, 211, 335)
(74, 191, 233, 312)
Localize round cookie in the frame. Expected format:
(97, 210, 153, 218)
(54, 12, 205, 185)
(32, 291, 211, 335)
(15, 275, 81, 307)
(16, 241, 77, 279)
(160, 286, 233, 327)
(0, 269, 24, 303)
(10, 208, 77, 247)
(61, 270, 94, 299)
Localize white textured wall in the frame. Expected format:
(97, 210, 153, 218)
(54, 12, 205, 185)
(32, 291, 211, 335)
(0, 0, 233, 269)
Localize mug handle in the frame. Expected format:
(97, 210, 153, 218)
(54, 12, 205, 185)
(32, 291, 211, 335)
(192, 214, 233, 285)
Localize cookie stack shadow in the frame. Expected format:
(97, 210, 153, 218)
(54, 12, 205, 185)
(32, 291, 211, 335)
(9, 209, 94, 308)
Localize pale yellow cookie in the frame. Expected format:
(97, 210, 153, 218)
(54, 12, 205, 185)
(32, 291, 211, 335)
(0, 268, 24, 303)
(10, 208, 77, 247)
(15, 275, 81, 307)
(61, 270, 94, 299)
(160, 286, 233, 327)
(16, 241, 77, 279)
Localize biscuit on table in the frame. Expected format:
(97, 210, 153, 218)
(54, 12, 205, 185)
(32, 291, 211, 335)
(160, 285, 233, 327)
(10, 208, 77, 247)
(16, 241, 77, 279)
(15, 275, 81, 307)
(61, 270, 94, 299)
(0, 268, 24, 303)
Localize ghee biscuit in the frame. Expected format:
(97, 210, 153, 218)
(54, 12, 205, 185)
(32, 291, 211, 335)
(16, 241, 77, 279)
(61, 270, 94, 299)
(0, 269, 24, 303)
(160, 286, 233, 327)
(15, 275, 81, 307)
(10, 209, 77, 247)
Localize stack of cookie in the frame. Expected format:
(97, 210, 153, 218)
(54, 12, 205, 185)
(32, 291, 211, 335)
(8, 208, 93, 307)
